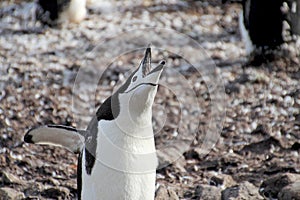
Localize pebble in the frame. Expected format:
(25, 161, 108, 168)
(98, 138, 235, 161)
(283, 95, 294, 107)
(41, 187, 70, 199)
(195, 184, 222, 200)
(172, 17, 183, 29)
(209, 174, 236, 188)
(279, 182, 300, 200)
(1, 171, 27, 186)
(0, 187, 25, 200)
(155, 185, 179, 200)
(222, 181, 264, 200)
(260, 173, 300, 198)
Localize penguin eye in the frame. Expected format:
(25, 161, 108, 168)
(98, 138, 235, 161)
(132, 76, 137, 82)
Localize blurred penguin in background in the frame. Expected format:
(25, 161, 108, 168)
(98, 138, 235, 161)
(0, 0, 90, 30)
(238, 0, 285, 55)
(223, 0, 299, 63)
(37, 0, 90, 26)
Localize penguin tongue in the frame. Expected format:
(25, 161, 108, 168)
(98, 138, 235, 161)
(142, 47, 151, 77)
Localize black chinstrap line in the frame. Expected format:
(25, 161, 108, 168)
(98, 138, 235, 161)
(124, 83, 157, 94)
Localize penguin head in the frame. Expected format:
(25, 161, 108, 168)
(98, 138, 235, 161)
(114, 47, 165, 127)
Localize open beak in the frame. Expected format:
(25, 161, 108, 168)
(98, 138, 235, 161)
(121, 46, 165, 94)
(138, 47, 165, 84)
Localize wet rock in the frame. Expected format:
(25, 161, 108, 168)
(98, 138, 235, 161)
(278, 182, 300, 200)
(195, 184, 222, 200)
(260, 173, 300, 199)
(222, 181, 263, 200)
(0, 187, 25, 200)
(155, 185, 179, 200)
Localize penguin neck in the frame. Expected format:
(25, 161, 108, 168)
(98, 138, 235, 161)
(115, 85, 157, 129)
(115, 105, 154, 139)
(97, 102, 156, 155)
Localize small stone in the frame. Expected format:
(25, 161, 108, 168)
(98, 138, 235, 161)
(195, 184, 222, 200)
(173, 17, 183, 29)
(155, 185, 179, 200)
(23, 182, 43, 197)
(240, 137, 281, 154)
(225, 83, 240, 94)
(41, 187, 70, 199)
(283, 96, 294, 107)
(222, 181, 263, 200)
(0, 187, 25, 200)
(168, 188, 179, 200)
(209, 174, 236, 188)
(278, 182, 300, 200)
(224, 15, 232, 24)
(48, 177, 60, 186)
(22, 157, 44, 168)
(1, 171, 27, 185)
(260, 173, 300, 199)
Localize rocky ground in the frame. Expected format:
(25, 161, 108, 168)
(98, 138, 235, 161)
(0, 0, 300, 199)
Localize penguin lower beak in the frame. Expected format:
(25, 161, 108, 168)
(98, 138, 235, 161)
(143, 60, 165, 85)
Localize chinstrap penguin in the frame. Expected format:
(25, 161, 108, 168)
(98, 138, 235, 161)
(239, 0, 285, 55)
(37, 0, 88, 25)
(24, 47, 165, 200)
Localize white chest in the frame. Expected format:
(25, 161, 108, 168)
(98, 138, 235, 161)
(81, 157, 156, 200)
(80, 120, 157, 200)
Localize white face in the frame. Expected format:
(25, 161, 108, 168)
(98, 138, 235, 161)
(121, 48, 164, 94)
(114, 48, 165, 131)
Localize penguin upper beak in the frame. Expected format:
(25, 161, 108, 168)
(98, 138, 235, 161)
(138, 47, 165, 84)
(141, 47, 152, 77)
